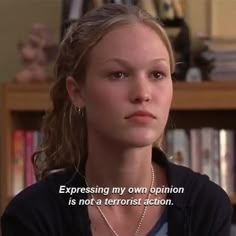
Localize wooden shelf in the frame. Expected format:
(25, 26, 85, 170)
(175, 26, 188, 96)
(1, 82, 52, 213)
(2, 81, 52, 111)
(4, 81, 236, 111)
(172, 81, 236, 110)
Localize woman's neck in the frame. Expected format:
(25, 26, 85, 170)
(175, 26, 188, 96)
(85, 137, 154, 197)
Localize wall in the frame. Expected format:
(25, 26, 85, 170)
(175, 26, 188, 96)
(0, 0, 61, 211)
(0, 0, 213, 82)
(0, 0, 61, 82)
(185, 0, 209, 38)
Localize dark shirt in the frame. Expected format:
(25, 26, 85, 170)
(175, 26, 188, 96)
(148, 209, 167, 236)
(1, 148, 233, 236)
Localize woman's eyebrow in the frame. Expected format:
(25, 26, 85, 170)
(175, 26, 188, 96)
(102, 58, 169, 66)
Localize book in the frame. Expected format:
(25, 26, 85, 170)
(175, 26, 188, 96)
(25, 131, 34, 187)
(123, 0, 134, 5)
(190, 129, 201, 173)
(212, 61, 236, 72)
(167, 129, 190, 167)
(113, 0, 123, 4)
(201, 128, 215, 181)
(209, 71, 236, 81)
(204, 38, 236, 52)
(68, 0, 84, 20)
(211, 129, 220, 186)
(12, 130, 25, 195)
(219, 129, 235, 195)
(32, 130, 40, 183)
(203, 51, 236, 62)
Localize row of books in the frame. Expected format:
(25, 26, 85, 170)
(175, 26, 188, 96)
(12, 130, 42, 195)
(12, 128, 236, 197)
(164, 128, 236, 195)
(202, 38, 236, 81)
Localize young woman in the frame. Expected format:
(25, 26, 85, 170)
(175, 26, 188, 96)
(1, 3, 232, 236)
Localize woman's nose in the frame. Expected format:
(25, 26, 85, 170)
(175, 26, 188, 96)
(129, 77, 151, 104)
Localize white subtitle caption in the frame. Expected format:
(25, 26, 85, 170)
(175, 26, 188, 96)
(59, 185, 185, 206)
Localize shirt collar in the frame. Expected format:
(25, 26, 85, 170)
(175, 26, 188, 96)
(152, 147, 193, 209)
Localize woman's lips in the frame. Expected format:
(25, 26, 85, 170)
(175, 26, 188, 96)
(126, 115, 154, 124)
(125, 111, 156, 124)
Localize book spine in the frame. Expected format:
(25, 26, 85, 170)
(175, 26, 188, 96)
(212, 129, 220, 185)
(25, 131, 34, 187)
(201, 128, 214, 181)
(68, 0, 84, 20)
(32, 130, 39, 184)
(166, 129, 174, 159)
(190, 129, 201, 173)
(169, 129, 190, 167)
(113, 0, 123, 4)
(219, 129, 235, 195)
(123, 0, 134, 5)
(12, 130, 25, 195)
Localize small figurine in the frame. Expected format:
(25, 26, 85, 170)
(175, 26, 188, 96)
(186, 67, 202, 82)
(15, 23, 58, 83)
(191, 34, 215, 81)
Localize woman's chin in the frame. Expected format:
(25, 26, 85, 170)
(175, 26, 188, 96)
(120, 132, 158, 148)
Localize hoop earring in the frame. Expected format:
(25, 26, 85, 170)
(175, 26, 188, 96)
(75, 106, 84, 118)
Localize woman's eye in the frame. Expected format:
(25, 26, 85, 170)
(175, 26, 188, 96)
(109, 71, 126, 80)
(152, 71, 165, 80)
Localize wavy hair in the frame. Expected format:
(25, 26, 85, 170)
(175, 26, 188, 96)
(32, 3, 175, 180)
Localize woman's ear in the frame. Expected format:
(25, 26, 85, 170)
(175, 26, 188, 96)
(66, 76, 85, 107)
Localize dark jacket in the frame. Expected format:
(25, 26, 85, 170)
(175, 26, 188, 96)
(1, 148, 233, 236)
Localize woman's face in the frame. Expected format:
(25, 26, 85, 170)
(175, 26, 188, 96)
(76, 23, 173, 147)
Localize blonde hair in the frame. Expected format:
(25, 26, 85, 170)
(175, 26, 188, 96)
(33, 3, 175, 180)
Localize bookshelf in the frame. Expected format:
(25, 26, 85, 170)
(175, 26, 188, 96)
(1, 81, 236, 213)
(0, 82, 51, 213)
